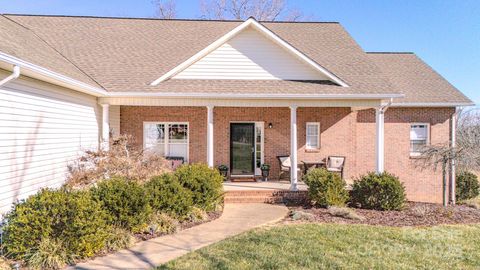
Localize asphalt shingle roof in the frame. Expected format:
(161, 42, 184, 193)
(0, 14, 472, 104)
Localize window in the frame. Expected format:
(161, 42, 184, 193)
(143, 122, 189, 161)
(306, 122, 320, 149)
(410, 123, 429, 156)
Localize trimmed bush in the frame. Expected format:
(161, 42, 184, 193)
(3, 189, 109, 261)
(350, 172, 406, 210)
(456, 171, 480, 201)
(145, 174, 193, 219)
(91, 177, 152, 232)
(303, 168, 349, 207)
(174, 164, 224, 211)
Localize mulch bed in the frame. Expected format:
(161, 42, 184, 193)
(287, 202, 480, 227)
(135, 211, 222, 241)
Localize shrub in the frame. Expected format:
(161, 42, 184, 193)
(303, 168, 349, 207)
(24, 237, 74, 270)
(145, 174, 193, 219)
(3, 189, 109, 262)
(147, 212, 178, 235)
(66, 135, 170, 188)
(91, 177, 152, 232)
(350, 172, 406, 210)
(104, 227, 135, 252)
(174, 164, 224, 211)
(456, 171, 479, 201)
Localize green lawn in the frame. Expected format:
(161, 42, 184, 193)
(159, 223, 480, 270)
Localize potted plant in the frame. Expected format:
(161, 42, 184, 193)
(260, 164, 270, 181)
(218, 164, 229, 180)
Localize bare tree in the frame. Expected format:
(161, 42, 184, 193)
(152, 0, 177, 19)
(418, 108, 480, 206)
(200, 0, 306, 21)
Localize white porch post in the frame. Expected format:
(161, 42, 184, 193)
(290, 105, 298, 191)
(101, 104, 110, 151)
(375, 107, 385, 173)
(207, 105, 214, 167)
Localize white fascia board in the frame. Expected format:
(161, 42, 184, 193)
(106, 91, 403, 100)
(0, 52, 107, 97)
(150, 17, 348, 87)
(391, 102, 475, 107)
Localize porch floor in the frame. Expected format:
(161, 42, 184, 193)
(223, 180, 308, 191)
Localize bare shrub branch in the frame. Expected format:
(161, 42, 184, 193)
(66, 135, 171, 189)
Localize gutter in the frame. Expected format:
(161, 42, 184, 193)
(0, 52, 106, 97)
(391, 102, 475, 107)
(0, 65, 20, 86)
(104, 92, 405, 100)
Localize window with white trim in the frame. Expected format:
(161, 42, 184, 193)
(410, 123, 429, 156)
(143, 122, 189, 161)
(306, 122, 320, 149)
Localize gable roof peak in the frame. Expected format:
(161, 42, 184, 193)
(150, 17, 348, 86)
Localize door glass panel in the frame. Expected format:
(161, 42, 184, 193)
(255, 125, 262, 169)
(231, 124, 255, 175)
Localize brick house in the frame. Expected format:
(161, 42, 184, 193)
(0, 15, 473, 212)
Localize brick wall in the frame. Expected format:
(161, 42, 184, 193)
(120, 106, 454, 203)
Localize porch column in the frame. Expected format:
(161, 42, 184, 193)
(101, 104, 110, 151)
(290, 105, 298, 191)
(206, 105, 214, 167)
(375, 107, 385, 173)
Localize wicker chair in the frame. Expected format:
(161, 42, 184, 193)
(277, 155, 301, 180)
(326, 156, 346, 179)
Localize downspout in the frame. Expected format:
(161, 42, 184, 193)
(450, 107, 459, 205)
(375, 98, 393, 173)
(0, 66, 20, 86)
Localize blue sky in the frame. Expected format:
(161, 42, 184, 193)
(1, 0, 479, 105)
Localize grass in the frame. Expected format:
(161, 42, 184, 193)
(159, 223, 480, 270)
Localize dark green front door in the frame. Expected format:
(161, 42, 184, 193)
(230, 123, 255, 175)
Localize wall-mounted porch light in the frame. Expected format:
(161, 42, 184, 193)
(268, 123, 273, 129)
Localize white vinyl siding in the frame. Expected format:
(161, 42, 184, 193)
(174, 27, 330, 81)
(410, 123, 429, 156)
(0, 74, 100, 214)
(306, 122, 320, 149)
(109, 105, 120, 137)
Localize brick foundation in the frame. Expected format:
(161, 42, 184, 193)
(120, 106, 454, 204)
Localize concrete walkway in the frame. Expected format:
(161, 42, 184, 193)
(73, 203, 288, 270)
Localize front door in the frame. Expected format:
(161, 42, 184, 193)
(230, 123, 255, 175)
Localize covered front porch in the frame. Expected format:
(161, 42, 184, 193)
(99, 96, 393, 191)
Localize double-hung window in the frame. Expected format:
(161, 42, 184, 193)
(410, 123, 429, 156)
(306, 122, 320, 150)
(143, 122, 189, 161)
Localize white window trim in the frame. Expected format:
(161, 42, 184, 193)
(306, 122, 320, 150)
(143, 121, 190, 162)
(410, 122, 430, 157)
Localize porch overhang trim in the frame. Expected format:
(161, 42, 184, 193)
(104, 92, 404, 100)
(98, 96, 384, 108)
